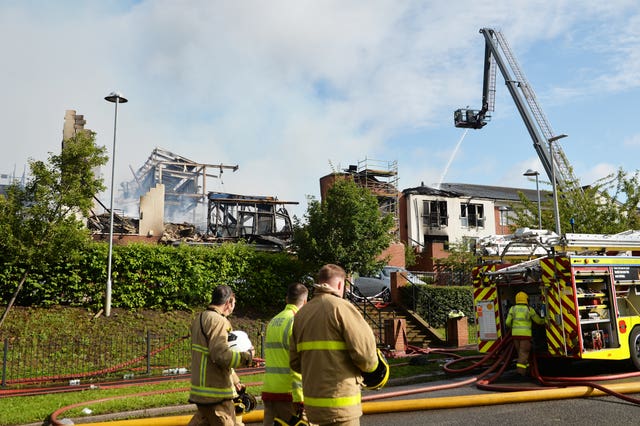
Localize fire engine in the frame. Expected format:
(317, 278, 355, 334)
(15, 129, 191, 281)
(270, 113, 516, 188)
(473, 229, 640, 369)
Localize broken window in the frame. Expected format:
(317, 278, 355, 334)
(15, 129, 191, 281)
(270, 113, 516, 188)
(460, 203, 485, 228)
(423, 200, 448, 227)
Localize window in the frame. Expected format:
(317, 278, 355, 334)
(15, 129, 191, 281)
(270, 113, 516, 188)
(422, 200, 448, 227)
(460, 203, 485, 228)
(425, 235, 449, 250)
(499, 207, 510, 227)
(462, 236, 478, 253)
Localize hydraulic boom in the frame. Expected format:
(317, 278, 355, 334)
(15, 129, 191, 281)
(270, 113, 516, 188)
(455, 28, 577, 188)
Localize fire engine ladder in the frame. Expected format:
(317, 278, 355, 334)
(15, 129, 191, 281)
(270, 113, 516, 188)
(557, 231, 640, 253)
(481, 256, 548, 279)
(487, 29, 577, 189)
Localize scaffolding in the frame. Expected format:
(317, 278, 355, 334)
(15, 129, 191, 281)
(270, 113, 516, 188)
(348, 158, 399, 238)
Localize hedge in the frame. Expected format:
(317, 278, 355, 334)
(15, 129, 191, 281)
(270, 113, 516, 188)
(0, 242, 311, 316)
(0, 240, 477, 323)
(400, 285, 474, 328)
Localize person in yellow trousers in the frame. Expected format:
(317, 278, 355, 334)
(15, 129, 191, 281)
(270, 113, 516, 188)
(505, 291, 545, 377)
(262, 282, 309, 425)
(290, 264, 379, 426)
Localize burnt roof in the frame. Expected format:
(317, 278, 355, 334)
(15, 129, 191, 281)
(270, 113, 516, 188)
(403, 182, 547, 203)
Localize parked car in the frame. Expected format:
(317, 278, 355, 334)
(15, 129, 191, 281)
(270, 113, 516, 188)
(352, 266, 425, 299)
(379, 266, 425, 285)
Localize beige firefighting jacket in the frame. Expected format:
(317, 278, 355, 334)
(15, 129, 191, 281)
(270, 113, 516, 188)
(189, 306, 252, 405)
(290, 284, 378, 424)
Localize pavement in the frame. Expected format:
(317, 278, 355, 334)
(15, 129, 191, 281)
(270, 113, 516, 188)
(37, 373, 452, 425)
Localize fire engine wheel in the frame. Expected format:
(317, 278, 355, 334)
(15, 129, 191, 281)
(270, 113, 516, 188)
(630, 326, 640, 370)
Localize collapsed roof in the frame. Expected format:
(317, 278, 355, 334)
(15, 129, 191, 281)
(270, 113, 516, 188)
(121, 147, 239, 220)
(207, 192, 298, 250)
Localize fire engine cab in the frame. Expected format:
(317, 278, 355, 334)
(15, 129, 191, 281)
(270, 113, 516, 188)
(473, 228, 640, 369)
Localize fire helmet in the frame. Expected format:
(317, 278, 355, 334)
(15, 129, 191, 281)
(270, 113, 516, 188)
(361, 348, 390, 390)
(515, 291, 529, 304)
(227, 330, 253, 352)
(233, 389, 257, 414)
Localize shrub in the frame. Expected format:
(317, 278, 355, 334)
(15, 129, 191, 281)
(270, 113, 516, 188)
(0, 242, 311, 316)
(401, 285, 474, 327)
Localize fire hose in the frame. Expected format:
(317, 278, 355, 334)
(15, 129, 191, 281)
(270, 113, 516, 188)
(49, 340, 640, 425)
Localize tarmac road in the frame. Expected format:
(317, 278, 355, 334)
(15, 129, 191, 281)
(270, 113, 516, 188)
(247, 374, 640, 426)
(358, 394, 640, 425)
(355, 379, 640, 425)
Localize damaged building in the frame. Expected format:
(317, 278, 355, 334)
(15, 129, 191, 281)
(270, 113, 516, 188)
(207, 192, 298, 251)
(121, 147, 240, 228)
(87, 145, 297, 250)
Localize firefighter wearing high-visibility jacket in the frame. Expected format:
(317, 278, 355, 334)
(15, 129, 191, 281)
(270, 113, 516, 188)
(505, 291, 545, 377)
(262, 283, 309, 426)
(188, 285, 254, 426)
(290, 264, 379, 426)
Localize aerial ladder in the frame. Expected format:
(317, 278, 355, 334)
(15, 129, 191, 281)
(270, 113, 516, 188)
(454, 28, 578, 189)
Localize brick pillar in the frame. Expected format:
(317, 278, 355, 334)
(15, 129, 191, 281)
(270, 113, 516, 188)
(447, 317, 468, 347)
(384, 318, 407, 355)
(390, 271, 408, 304)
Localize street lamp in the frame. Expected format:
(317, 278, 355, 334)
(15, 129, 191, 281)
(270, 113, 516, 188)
(548, 134, 568, 236)
(523, 169, 541, 230)
(105, 91, 128, 317)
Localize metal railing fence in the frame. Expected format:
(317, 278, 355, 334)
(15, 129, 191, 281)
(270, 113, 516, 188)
(1, 331, 191, 387)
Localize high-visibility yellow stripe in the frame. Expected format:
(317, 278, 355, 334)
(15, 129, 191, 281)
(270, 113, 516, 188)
(230, 350, 241, 368)
(297, 340, 347, 351)
(192, 343, 208, 353)
(190, 384, 235, 399)
(304, 393, 361, 408)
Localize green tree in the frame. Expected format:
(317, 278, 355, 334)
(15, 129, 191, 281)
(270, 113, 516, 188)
(0, 132, 107, 327)
(293, 176, 395, 275)
(433, 240, 478, 286)
(512, 169, 640, 234)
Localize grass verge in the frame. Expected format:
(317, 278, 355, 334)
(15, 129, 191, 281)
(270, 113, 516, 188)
(0, 307, 478, 425)
(0, 353, 469, 425)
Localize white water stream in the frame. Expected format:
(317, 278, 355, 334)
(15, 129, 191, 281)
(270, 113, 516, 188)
(436, 129, 469, 189)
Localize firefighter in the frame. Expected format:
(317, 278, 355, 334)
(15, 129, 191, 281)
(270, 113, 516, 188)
(188, 285, 255, 426)
(262, 283, 309, 426)
(505, 291, 545, 377)
(290, 264, 379, 426)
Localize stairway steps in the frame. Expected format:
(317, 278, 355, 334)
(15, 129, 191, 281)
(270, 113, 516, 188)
(358, 303, 443, 348)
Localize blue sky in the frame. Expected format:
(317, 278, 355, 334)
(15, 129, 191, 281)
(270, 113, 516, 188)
(1, 1, 640, 221)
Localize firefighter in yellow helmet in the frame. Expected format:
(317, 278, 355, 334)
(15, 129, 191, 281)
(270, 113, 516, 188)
(505, 291, 545, 377)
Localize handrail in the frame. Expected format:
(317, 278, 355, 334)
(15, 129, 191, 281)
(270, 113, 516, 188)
(345, 280, 386, 345)
(397, 271, 419, 311)
(388, 272, 447, 345)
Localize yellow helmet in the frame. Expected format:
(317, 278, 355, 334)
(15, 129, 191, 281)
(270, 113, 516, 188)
(233, 390, 256, 414)
(515, 291, 529, 304)
(361, 349, 390, 390)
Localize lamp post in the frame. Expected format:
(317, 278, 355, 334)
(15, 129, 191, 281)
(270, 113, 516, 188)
(105, 91, 128, 317)
(548, 134, 568, 236)
(523, 169, 541, 230)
